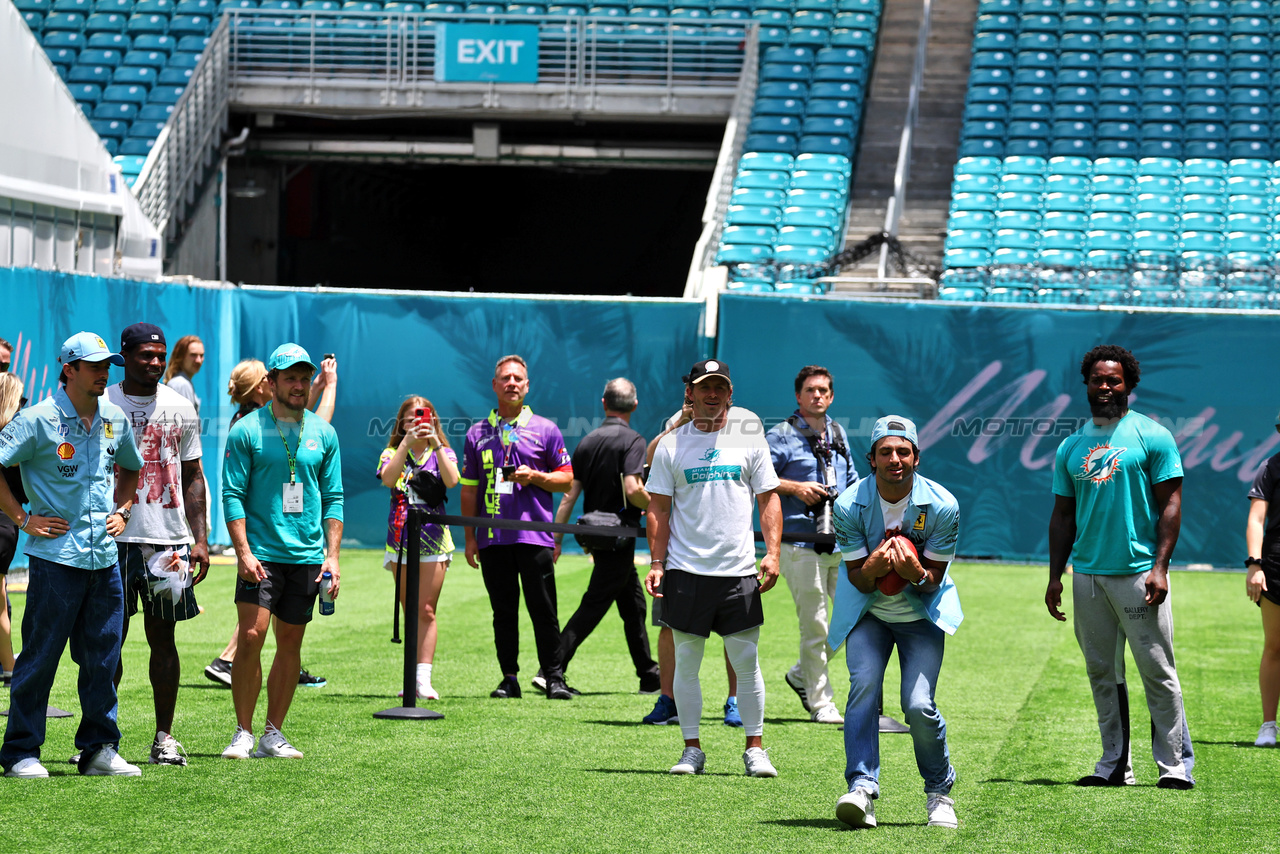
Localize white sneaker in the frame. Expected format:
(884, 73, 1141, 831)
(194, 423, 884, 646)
(743, 746, 778, 777)
(81, 746, 142, 776)
(1256, 721, 1278, 747)
(222, 727, 256, 760)
(669, 746, 705, 775)
(836, 788, 876, 828)
(420, 682, 440, 700)
(253, 728, 303, 759)
(4, 757, 49, 778)
(926, 793, 958, 828)
(150, 735, 188, 766)
(811, 705, 844, 724)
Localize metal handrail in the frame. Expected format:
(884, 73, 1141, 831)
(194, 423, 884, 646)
(135, 15, 232, 240)
(683, 24, 758, 298)
(877, 0, 932, 279)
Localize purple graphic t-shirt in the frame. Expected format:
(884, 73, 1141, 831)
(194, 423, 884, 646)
(460, 406, 572, 549)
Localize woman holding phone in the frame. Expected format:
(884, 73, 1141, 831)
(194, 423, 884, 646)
(379, 396, 459, 699)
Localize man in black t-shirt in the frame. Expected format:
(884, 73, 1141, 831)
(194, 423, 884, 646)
(552, 378, 660, 693)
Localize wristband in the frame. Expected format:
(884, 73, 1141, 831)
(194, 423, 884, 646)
(19, 514, 30, 531)
(650, 558, 665, 566)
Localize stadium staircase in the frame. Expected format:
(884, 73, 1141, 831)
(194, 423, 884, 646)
(938, 0, 1280, 309)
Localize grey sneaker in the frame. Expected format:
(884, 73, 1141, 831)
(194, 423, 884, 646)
(253, 728, 303, 759)
(836, 788, 876, 828)
(150, 735, 188, 766)
(4, 757, 49, 778)
(81, 746, 141, 776)
(926, 793, 958, 828)
(743, 746, 777, 777)
(669, 746, 706, 775)
(1256, 721, 1277, 747)
(222, 726, 255, 760)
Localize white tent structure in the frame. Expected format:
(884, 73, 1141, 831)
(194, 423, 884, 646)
(0, 2, 162, 280)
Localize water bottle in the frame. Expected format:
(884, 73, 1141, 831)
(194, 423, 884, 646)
(319, 570, 335, 616)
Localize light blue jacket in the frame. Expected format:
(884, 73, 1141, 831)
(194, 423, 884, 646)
(827, 473, 964, 650)
(0, 387, 142, 570)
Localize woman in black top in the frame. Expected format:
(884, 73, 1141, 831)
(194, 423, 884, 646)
(227, 359, 270, 429)
(0, 373, 27, 681)
(1245, 435, 1280, 747)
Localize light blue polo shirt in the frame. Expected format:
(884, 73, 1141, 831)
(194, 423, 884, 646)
(827, 473, 964, 649)
(1052, 410, 1183, 575)
(766, 411, 858, 549)
(0, 386, 143, 570)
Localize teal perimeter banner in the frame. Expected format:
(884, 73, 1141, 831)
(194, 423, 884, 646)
(716, 292, 1280, 566)
(0, 268, 704, 556)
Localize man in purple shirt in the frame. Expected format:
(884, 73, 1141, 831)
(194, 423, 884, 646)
(460, 355, 574, 701)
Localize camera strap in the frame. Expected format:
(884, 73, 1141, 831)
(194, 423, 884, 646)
(787, 415, 851, 487)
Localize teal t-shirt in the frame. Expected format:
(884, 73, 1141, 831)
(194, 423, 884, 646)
(222, 406, 343, 564)
(1052, 410, 1183, 575)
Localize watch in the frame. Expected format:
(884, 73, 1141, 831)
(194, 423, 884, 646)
(912, 572, 929, 587)
(112, 506, 131, 523)
(1246, 556, 1263, 569)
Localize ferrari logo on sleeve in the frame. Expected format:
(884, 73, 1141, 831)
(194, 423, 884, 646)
(913, 512, 926, 531)
(104, 422, 114, 439)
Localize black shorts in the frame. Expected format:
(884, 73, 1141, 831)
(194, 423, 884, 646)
(235, 561, 321, 625)
(659, 568, 763, 638)
(0, 514, 16, 575)
(1259, 553, 1280, 608)
(118, 542, 200, 622)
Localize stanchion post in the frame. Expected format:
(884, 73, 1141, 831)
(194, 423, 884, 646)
(374, 506, 443, 720)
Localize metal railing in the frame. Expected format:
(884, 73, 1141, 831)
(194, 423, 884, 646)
(683, 25, 758, 298)
(877, 0, 932, 279)
(226, 9, 747, 95)
(135, 16, 232, 241)
(135, 10, 748, 247)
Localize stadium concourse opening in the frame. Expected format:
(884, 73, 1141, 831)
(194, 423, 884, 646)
(224, 115, 720, 296)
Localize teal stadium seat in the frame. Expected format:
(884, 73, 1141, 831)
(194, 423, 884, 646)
(721, 225, 777, 245)
(735, 170, 790, 190)
(726, 205, 781, 226)
(717, 243, 774, 264)
(944, 247, 993, 267)
(782, 206, 839, 228)
(730, 187, 786, 208)
(779, 225, 835, 248)
(787, 188, 845, 209)
(774, 244, 828, 265)
(739, 151, 794, 171)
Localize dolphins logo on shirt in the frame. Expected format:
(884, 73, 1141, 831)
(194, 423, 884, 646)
(698, 448, 721, 463)
(1076, 443, 1125, 484)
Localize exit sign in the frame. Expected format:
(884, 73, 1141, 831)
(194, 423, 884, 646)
(436, 24, 540, 83)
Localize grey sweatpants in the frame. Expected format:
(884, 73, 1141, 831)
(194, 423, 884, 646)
(1072, 571, 1195, 784)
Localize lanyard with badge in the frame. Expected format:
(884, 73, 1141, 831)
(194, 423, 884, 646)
(271, 407, 306, 514)
(493, 418, 519, 496)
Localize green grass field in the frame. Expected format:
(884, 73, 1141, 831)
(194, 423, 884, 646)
(1, 553, 1276, 853)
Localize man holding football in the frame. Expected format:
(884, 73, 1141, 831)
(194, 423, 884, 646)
(827, 416, 963, 830)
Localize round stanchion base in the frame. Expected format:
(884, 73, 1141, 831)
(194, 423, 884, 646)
(879, 714, 910, 734)
(373, 706, 444, 720)
(0, 706, 73, 718)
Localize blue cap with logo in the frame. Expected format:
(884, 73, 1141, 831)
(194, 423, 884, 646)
(267, 343, 316, 372)
(60, 331, 125, 367)
(870, 415, 918, 448)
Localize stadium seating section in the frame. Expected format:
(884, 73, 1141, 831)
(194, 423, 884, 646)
(941, 0, 1280, 307)
(716, 0, 880, 294)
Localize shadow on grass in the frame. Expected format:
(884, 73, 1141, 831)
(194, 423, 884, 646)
(763, 818, 919, 830)
(1194, 740, 1256, 747)
(586, 767, 739, 777)
(981, 778, 1071, 786)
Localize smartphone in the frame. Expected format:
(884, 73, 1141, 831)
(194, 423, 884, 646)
(415, 406, 429, 427)
(322, 353, 335, 362)
(501, 465, 517, 478)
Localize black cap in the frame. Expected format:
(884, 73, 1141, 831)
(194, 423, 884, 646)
(120, 322, 166, 351)
(682, 359, 731, 385)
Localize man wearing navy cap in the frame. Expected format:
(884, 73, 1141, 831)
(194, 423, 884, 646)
(107, 322, 208, 766)
(0, 332, 144, 778)
(830, 415, 962, 830)
(645, 359, 783, 778)
(221, 343, 343, 761)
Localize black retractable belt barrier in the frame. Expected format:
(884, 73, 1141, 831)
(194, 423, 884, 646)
(374, 507, 444, 721)
(419, 513, 838, 546)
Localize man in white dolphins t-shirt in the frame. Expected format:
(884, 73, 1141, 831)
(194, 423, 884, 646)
(644, 359, 783, 778)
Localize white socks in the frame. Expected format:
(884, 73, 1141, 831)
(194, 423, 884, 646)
(417, 663, 433, 693)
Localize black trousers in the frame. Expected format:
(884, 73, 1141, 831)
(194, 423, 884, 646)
(479, 543, 563, 681)
(559, 543, 659, 683)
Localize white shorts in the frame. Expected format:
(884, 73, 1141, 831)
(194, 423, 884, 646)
(383, 551, 451, 571)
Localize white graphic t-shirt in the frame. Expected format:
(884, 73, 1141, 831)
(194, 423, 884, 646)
(107, 383, 202, 544)
(647, 406, 780, 577)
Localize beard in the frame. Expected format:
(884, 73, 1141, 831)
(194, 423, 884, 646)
(1089, 391, 1129, 420)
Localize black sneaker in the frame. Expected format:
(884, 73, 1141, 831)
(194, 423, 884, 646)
(1157, 776, 1194, 790)
(298, 669, 327, 688)
(491, 676, 521, 698)
(204, 658, 233, 687)
(784, 671, 811, 713)
(531, 670, 548, 693)
(545, 679, 574, 700)
(638, 673, 661, 695)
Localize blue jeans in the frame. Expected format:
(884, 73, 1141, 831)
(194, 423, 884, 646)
(843, 614, 955, 797)
(1, 556, 124, 770)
